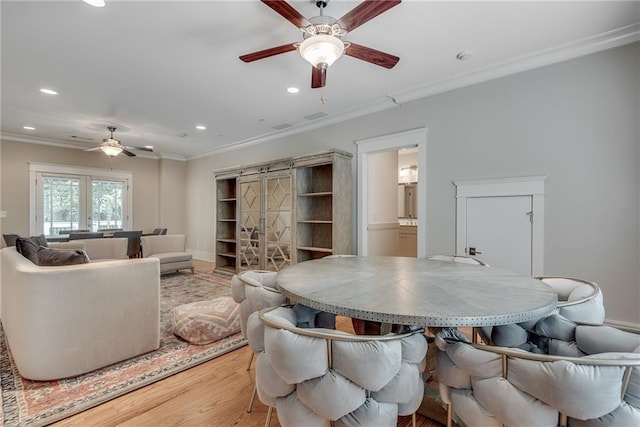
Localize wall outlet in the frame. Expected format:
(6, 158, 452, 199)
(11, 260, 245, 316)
(0, 211, 7, 218)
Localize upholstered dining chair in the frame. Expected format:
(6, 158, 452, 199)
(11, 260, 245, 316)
(535, 276, 605, 325)
(113, 230, 143, 258)
(255, 306, 428, 427)
(435, 327, 640, 427)
(231, 270, 286, 413)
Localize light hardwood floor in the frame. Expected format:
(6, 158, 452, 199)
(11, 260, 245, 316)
(52, 260, 443, 427)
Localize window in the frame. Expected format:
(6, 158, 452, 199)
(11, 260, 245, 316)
(30, 163, 133, 235)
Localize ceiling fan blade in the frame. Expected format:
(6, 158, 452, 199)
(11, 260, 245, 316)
(121, 148, 136, 157)
(337, 0, 401, 33)
(344, 42, 399, 69)
(260, 0, 311, 28)
(84, 146, 101, 152)
(124, 145, 154, 152)
(311, 66, 326, 89)
(240, 43, 297, 62)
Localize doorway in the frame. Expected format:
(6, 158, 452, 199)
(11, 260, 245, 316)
(355, 128, 428, 256)
(454, 176, 546, 276)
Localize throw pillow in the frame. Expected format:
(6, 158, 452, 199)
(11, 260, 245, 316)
(15, 237, 40, 264)
(36, 247, 90, 266)
(30, 234, 48, 248)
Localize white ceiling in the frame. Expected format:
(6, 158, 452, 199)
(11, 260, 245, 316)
(1, 1, 639, 160)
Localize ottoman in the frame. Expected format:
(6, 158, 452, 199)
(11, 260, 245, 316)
(173, 296, 241, 345)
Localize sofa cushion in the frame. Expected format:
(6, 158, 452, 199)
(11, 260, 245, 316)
(172, 297, 241, 345)
(155, 252, 192, 263)
(36, 246, 90, 266)
(15, 237, 40, 263)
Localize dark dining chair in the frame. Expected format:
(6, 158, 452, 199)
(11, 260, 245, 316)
(68, 232, 104, 240)
(152, 228, 167, 235)
(2, 233, 20, 247)
(114, 230, 143, 258)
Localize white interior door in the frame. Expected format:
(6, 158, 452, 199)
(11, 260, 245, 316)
(466, 196, 532, 275)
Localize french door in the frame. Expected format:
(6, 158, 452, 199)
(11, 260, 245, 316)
(32, 168, 131, 235)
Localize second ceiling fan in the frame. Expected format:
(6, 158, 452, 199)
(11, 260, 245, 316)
(240, 0, 401, 88)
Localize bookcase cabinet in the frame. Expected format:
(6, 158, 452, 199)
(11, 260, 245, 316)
(214, 150, 352, 274)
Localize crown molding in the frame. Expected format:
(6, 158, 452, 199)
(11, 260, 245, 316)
(392, 23, 640, 105)
(188, 23, 640, 160)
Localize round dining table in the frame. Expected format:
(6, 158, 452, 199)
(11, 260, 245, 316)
(276, 256, 558, 327)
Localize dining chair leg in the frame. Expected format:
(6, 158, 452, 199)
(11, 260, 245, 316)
(247, 351, 254, 371)
(264, 407, 273, 427)
(247, 383, 257, 413)
(412, 412, 417, 427)
(447, 403, 452, 427)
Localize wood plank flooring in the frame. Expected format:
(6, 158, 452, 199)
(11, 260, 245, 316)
(52, 260, 444, 427)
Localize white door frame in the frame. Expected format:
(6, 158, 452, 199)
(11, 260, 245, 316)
(355, 127, 428, 256)
(453, 176, 547, 276)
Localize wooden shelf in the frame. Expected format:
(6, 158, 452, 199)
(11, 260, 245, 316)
(297, 246, 332, 253)
(218, 198, 236, 202)
(216, 238, 236, 243)
(218, 218, 236, 222)
(297, 192, 332, 197)
(217, 252, 237, 259)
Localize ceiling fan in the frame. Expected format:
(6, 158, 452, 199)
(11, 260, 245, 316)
(240, 0, 401, 88)
(85, 126, 154, 157)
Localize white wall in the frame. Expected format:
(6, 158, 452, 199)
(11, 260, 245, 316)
(187, 42, 640, 325)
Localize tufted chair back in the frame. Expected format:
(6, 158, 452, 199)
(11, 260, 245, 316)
(436, 327, 640, 427)
(254, 306, 428, 427)
(479, 276, 606, 351)
(231, 270, 286, 341)
(536, 276, 605, 325)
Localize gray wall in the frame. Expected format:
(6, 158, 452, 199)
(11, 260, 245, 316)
(188, 42, 640, 325)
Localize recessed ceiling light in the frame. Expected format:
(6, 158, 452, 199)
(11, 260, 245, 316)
(23, 126, 35, 130)
(196, 125, 207, 130)
(287, 87, 300, 94)
(145, 145, 154, 149)
(82, 0, 106, 7)
(40, 88, 58, 95)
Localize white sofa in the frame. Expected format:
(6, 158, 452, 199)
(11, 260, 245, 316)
(141, 234, 193, 274)
(0, 246, 161, 380)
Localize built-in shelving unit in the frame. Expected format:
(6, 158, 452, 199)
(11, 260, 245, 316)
(214, 175, 237, 274)
(214, 150, 352, 274)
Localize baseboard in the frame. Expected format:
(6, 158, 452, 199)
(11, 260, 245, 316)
(189, 249, 214, 262)
(604, 319, 640, 333)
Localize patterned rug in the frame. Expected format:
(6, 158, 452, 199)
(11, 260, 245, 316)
(0, 271, 246, 426)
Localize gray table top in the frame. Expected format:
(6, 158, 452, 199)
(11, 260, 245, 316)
(276, 256, 558, 327)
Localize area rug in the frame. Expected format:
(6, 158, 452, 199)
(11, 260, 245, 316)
(0, 271, 246, 426)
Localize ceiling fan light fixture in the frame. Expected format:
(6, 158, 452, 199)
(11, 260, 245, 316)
(299, 34, 344, 68)
(100, 139, 123, 157)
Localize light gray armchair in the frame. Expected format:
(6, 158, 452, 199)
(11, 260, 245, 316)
(255, 306, 428, 427)
(231, 270, 286, 412)
(436, 327, 640, 427)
